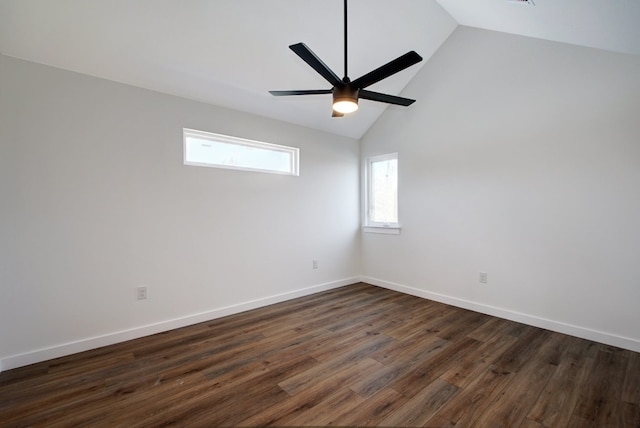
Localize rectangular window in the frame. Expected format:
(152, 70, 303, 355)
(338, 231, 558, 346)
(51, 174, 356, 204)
(183, 128, 299, 176)
(366, 153, 399, 229)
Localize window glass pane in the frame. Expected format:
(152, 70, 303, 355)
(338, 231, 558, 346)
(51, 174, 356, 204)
(186, 137, 292, 173)
(370, 157, 398, 224)
(183, 129, 298, 176)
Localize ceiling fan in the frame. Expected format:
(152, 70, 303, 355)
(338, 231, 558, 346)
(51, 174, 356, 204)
(269, 0, 423, 117)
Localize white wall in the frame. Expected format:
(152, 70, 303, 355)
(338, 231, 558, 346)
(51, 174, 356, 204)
(361, 27, 640, 351)
(0, 55, 360, 370)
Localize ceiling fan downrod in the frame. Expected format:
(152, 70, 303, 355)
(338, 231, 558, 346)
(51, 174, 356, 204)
(343, 0, 348, 79)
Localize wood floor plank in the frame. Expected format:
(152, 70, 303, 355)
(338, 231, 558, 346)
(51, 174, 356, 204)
(440, 323, 519, 388)
(623, 350, 640, 404)
(432, 309, 491, 341)
(278, 355, 383, 396)
(155, 384, 289, 427)
(278, 386, 365, 426)
(1, 282, 638, 427)
(504, 320, 536, 338)
(0, 378, 109, 427)
(0, 352, 135, 409)
(526, 335, 597, 427)
(470, 332, 563, 427)
(520, 417, 546, 428)
(369, 329, 445, 366)
(352, 336, 449, 399)
(237, 358, 378, 426)
(465, 315, 513, 342)
(620, 401, 640, 427)
(48, 371, 209, 427)
(308, 325, 396, 363)
(493, 327, 553, 373)
(127, 330, 267, 383)
(567, 414, 598, 428)
(130, 354, 315, 427)
(424, 364, 515, 427)
(383, 304, 454, 340)
(572, 346, 629, 426)
(377, 378, 459, 426)
(389, 337, 480, 399)
(272, 358, 382, 426)
(334, 388, 409, 426)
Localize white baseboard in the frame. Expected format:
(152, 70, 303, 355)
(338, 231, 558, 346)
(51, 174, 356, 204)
(0, 277, 358, 373)
(360, 275, 640, 353)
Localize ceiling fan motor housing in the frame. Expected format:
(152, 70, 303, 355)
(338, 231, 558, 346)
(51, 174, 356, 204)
(332, 78, 359, 114)
(333, 83, 359, 102)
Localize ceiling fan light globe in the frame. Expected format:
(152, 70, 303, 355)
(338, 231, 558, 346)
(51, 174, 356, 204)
(333, 99, 358, 114)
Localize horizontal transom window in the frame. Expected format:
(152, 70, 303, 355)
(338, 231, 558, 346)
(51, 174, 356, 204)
(183, 128, 299, 176)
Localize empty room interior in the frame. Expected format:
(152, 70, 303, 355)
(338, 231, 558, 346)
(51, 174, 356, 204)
(1, 0, 639, 426)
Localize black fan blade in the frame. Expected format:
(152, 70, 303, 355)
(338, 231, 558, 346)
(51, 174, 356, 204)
(351, 51, 423, 89)
(290, 43, 342, 86)
(270, 89, 332, 96)
(332, 110, 344, 118)
(360, 89, 416, 106)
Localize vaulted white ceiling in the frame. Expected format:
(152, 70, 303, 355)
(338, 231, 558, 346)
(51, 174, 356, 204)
(1, 0, 639, 139)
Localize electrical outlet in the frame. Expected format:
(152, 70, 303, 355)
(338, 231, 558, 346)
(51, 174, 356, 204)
(136, 286, 148, 300)
(312, 260, 318, 270)
(479, 272, 488, 284)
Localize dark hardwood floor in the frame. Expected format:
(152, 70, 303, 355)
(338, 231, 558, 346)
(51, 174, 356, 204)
(1, 283, 638, 427)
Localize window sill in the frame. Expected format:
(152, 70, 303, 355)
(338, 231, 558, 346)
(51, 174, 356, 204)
(363, 226, 401, 235)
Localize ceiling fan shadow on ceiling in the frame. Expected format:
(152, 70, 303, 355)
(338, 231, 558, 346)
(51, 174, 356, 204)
(269, 0, 423, 117)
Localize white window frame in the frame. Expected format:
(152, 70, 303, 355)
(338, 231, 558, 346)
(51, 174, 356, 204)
(183, 128, 299, 176)
(364, 152, 400, 234)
